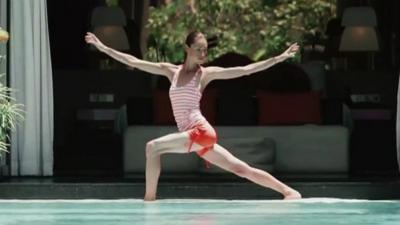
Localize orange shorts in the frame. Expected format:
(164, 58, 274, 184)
(186, 120, 217, 157)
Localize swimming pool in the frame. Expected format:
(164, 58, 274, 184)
(0, 198, 398, 225)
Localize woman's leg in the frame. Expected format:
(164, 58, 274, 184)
(201, 144, 302, 200)
(144, 131, 198, 201)
(144, 120, 217, 201)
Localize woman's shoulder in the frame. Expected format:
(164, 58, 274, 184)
(160, 62, 180, 71)
(160, 63, 181, 80)
(200, 66, 222, 79)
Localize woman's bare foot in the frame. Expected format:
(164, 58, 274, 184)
(144, 195, 156, 201)
(283, 189, 302, 200)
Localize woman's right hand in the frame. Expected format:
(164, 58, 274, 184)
(279, 43, 300, 61)
(85, 32, 107, 52)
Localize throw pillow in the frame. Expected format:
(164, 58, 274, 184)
(257, 91, 322, 125)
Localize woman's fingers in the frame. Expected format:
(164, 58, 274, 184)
(289, 43, 300, 53)
(85, 35, 92, 44)
(84, 32, 99, 45)
(85, 32, 98, 41)
(283, 43, 300, 58)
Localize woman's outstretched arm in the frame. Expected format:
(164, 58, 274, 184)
(203, 43, 299, 83)
(85, 32, 176, 78)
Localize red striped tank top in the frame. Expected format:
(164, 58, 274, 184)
(169, 66, 207, 131)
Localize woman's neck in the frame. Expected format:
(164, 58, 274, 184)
(183, 59, 199, 73)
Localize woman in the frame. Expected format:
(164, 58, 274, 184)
(85, 31, 302, 201)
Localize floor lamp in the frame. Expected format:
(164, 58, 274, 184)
(339, 7, 379, 70)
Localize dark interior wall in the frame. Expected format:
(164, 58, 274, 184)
(372, 0, 399, 69)
(392, 0, 400, 70)
(47, 0, 100, 69)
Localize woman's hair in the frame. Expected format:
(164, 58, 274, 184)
(183, 31, 204, 62)
(185, 31, 203, 47)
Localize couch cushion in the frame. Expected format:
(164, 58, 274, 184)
(199, 137, 276, 173)
(161, 153, 202, 173)
(257, 91, 322, 125)
(269, 125, 349, 173)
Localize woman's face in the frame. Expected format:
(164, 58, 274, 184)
(186, 35, 208, 64)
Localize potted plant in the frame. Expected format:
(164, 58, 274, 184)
(0, 27, 24, 161)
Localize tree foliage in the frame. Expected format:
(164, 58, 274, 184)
(146, 0, 336, 63)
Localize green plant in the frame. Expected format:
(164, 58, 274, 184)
(0, 80, 24, 155)
(146, 0, 336, 63)
(0, 28, 24, 157)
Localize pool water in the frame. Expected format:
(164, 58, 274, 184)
(0, 198, 399, 225)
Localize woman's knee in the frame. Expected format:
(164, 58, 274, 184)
(146, 140, 159, 158)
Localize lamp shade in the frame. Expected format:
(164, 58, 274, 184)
(92, 26, 130, 51)
(90, 6, 130, 51)
(339, 27, 379, 52)
(341, 7, 377, 27)
(91, 6, 127, 26)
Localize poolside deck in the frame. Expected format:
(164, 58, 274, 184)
(0, 174, 399, 200)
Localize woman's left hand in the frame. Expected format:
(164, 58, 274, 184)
(280, 43, 300, 60)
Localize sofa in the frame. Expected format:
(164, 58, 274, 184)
(123, 125, 349, 175)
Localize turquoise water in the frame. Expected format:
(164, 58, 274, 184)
(0, 198, 399, 225)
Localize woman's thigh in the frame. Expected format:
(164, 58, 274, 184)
(150, 132, 191, 153)
(150, 132, 209, 155)
(149, 121, 217, 154)
(200, 143, 247, 171)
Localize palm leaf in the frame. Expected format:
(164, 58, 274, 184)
(0, 74, 25, 157)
